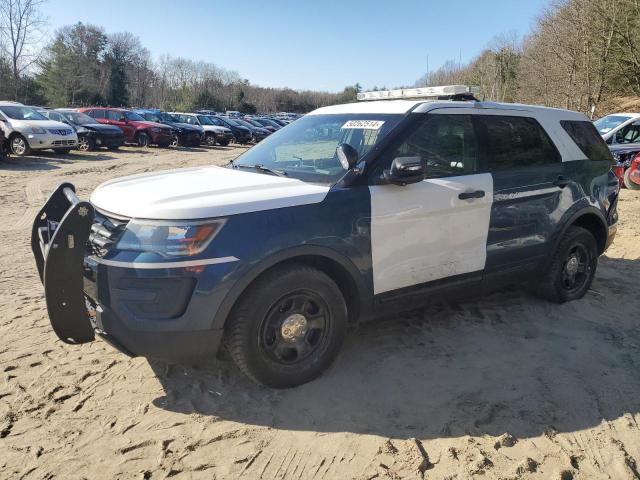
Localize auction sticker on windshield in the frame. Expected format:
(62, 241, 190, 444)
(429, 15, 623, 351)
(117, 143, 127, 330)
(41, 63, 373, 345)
(341, 120, 385, 130)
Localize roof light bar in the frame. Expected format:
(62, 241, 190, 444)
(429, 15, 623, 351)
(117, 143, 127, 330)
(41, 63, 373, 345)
(357, 85, 480, 101)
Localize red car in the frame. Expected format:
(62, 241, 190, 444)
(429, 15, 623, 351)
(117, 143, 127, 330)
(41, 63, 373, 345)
(78, 107, 174, 148)
(624, 154, 640, 190)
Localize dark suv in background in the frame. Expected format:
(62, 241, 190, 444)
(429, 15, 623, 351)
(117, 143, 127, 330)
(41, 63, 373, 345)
(43, 109, 125, 151)
(79, 107, 174, 147)
(135, 109, 203, 147)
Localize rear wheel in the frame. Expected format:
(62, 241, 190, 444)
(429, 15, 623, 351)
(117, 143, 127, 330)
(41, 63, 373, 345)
(623, 167, 640, 190)
(225, 264, 347, 388)
(10, 134, 31, 156)
(136, 131, 150, 148)
(536, 226, 598, 303)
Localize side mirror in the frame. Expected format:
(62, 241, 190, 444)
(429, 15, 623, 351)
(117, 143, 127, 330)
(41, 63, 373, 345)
(383, 156, 425, 186)
(336, 143, 359, 170)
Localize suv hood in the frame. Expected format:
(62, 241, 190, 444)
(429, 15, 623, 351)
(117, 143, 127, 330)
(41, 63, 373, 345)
(8, 119, 73, 130)
(90, 166, 330, 219)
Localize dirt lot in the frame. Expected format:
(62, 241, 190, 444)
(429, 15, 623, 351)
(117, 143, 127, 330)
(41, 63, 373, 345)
(0, 146, 639, 480)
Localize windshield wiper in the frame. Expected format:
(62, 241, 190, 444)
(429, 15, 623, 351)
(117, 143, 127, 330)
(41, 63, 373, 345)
(231, 162, 288, 177)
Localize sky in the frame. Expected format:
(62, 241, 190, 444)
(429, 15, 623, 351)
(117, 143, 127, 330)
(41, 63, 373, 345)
(40, 0, 550, 93)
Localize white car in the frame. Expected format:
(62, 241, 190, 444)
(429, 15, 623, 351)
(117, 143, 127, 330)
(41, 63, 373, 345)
(170, 112, 234, 146)
(594, 113, 640, 145)
(0, 102, 78, 156)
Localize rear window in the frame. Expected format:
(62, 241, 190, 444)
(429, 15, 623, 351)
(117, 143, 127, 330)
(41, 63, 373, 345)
(474, 115, 561, 170)
(561, 120, 613, 162)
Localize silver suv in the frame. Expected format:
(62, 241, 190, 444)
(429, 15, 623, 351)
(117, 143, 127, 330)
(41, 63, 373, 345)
(0, 102, 78, 156)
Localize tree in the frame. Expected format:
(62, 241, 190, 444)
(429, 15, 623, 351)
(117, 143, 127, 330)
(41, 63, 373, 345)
(0, 0, 45, 100)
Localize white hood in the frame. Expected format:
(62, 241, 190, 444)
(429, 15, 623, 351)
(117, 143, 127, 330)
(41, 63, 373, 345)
(90, 166, 330, 220)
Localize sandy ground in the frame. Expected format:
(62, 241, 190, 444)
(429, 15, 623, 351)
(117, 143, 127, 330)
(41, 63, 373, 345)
(0, 146, 639, 480)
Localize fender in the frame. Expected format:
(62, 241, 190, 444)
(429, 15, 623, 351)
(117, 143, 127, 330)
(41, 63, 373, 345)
(548, 204, 608, 263)
(210, 244, 372, 330)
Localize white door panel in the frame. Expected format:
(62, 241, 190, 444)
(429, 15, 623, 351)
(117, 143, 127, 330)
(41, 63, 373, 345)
(369, 173, 493, 295)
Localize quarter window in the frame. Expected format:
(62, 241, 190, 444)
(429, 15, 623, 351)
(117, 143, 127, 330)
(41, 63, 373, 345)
(561, 120, 613, 162)
(474, 115, 560, 170)
(385, 114, 478, 178)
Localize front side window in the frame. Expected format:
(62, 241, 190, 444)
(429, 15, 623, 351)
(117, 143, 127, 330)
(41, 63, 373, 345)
(474, 115, 560, 170)
(124, 111, 145, 121)
(561, 120, 613, 162)
(382, 114, 478, 178)
(60, 111, 95, 125)
(233, 113, 403, 184)
(614, 121, 640, 144)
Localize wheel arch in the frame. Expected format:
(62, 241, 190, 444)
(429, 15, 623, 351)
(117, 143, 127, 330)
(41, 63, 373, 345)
(211, 246, 371, 332)
(560, 207, 608, 255)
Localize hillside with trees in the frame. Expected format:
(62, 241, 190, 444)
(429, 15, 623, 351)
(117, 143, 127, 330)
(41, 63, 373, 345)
(415, 0, 640, 118)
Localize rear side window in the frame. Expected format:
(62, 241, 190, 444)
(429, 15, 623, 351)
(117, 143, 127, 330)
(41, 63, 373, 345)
(474, 115, 560, 170)
(560, 120, 613, 162)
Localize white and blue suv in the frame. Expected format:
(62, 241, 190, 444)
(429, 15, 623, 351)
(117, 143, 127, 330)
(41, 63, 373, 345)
(31, 86, 619, 388)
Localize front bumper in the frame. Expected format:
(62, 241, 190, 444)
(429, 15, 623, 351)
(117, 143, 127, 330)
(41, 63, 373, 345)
(93, 133, 125, 148)
(27, 133, 78, 150)
(149, 130, 173, 145)
(31, 183, 229, 363)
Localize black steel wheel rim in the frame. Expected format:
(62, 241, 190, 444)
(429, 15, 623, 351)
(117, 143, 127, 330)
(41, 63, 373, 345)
(561, 243, 591, 293)
(259, 290, 331, 365)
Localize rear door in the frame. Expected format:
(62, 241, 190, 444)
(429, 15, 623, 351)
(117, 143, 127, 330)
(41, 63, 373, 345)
(473, 112, 567, 273)
(369, 110, 493, 295)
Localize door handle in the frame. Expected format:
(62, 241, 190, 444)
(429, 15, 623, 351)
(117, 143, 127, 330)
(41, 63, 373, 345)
(458, 190, 485, 200)
(554, 176, 571, 188)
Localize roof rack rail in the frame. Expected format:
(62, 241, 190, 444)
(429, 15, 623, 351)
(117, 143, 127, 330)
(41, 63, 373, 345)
(357, 85, 480, 102)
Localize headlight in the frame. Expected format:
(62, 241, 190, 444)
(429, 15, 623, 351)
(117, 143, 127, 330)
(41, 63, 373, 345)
(116, 219, 226, 257)
(31, 127, 47, 134)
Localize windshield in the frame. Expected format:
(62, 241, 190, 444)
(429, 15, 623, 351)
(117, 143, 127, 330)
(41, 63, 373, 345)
(197, 115, 215, 126)
(60, 111, 95, 125)
(223, 118, 241, 126)
(160, 112, 178, 123)
(0, 106, 47, 120)
(142, 113, 162, 123)
(206, 116, 224, 126)
(245, 119, 263, 127)
(124, 111, 146, 121)
(232, 114, 403, 184)
(235, 119, 255, 128)
(594, 115, 632, 134)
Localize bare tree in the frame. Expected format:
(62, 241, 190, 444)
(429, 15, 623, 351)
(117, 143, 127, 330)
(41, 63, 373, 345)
(0, 0, 45, 99)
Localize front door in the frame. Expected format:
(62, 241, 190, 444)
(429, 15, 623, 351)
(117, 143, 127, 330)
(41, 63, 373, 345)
(106, 110, 135, 142)
(368, 110, 493, 295)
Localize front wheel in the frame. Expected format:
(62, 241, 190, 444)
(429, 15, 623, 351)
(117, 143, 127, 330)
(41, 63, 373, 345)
(205, 133, 216, 146)
(136, 132, 150, 148)
(225, 265, 347, 388)
(170, 134, 180, 147)
(536, 226, 598, 303)
(10, 135, 31, 156)
(77, 136, 95, 152)
(623, 167, 640, 190)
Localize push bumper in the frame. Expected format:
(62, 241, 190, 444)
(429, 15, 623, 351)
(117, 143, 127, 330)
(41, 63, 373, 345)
(31, 183, 227, 363)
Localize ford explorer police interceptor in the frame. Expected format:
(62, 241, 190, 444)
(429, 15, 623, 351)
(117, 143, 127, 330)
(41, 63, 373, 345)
(31, 85, 619, 388)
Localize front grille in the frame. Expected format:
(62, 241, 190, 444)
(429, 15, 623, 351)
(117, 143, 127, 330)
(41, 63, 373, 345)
(87, 211, 129, 257)
(48, 129, 73, 136)
(52, 140, 76, 146)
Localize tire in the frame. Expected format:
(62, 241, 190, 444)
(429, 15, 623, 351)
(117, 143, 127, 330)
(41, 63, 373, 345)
(536, 226, 598, 303)
(170, 134, 180, 147)
(77, 136, 95, 152)
(53, 148, 71, 154)
(224, 264, 348, 388)
(10, 134, 31, 156)
(136, 131, 150, 148)
(205, 132, 216, 146)
(623, 167, 640, 190)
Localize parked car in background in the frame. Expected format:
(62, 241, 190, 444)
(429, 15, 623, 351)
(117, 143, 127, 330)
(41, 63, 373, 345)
(0, 101, 78, 156)
(0, 128, 7, 158)
(79, 107, 173, 148)
(135, 109, 203, 147)
(595, 113, 640, 144)
(232, 118, 271, 142)
(42, 109, 124, 151)
(249, 117, 282, 131)
(243, 117, 278, 133)
(208, 115, 252, 144)
(609, 142, 640, 190)
(171, 112, 234, 146)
